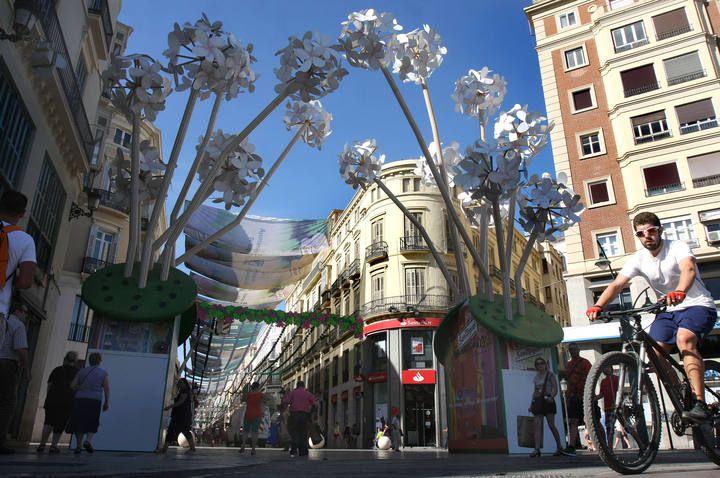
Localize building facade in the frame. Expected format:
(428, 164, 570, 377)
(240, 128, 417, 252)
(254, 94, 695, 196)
(525, 0, 720, 334)
(278, 160, 568, 448)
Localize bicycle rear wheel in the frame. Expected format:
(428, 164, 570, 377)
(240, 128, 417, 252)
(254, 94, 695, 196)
(692, 359, 720, 466)
(584, 351, 661, 474)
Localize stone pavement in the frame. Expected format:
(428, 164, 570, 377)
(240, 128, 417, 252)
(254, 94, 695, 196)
(1, 446, 718, 478)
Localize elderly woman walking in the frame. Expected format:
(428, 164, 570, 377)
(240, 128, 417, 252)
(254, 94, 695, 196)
(159, 378, 196, 453)
(37, 351, 79, 453)
(66, 352, 110, 454)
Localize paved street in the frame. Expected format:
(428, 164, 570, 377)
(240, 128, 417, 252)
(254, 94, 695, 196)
(1, 447, 718, 478)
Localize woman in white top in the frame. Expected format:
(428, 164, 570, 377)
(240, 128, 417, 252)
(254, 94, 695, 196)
(529, 357, 563, 457)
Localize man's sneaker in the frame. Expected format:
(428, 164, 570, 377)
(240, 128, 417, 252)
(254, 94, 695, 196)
(683, 401, 710, 421)
(559, 446, 576, 456)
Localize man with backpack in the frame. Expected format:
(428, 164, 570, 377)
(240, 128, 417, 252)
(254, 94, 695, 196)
(0, 190, 37, 454)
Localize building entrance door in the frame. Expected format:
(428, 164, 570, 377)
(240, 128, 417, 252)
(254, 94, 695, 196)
(403, 384, 435, 447)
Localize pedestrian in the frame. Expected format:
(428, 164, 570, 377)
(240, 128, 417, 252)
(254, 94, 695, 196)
(597, 366, 619, 448)
(159, 378, 196, 453)
(613, 420, 632, 449)
(343, 425, 352, 449)
(351, 421, 360, 448)
(37, 351, 79, 453)
(559, 343, 591, 454)
(0, 302, 31, 455)
(390, 410, 402, 452)
(279, 404, 291, 451)
(333, 421, 341, 447)
(66, 352, 110, 454)
(528, 357, 564, 457)
(0, 190, 36, 346)
(282, 380, 315, 457)
(239, 382, 265, 455)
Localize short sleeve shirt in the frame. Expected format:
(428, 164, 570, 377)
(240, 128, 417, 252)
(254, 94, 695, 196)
(0, 314, 28, 360)
(244, 391, 264, 420)
(566, 357, 591, 399)
(619, 239, 715, 311)
(74, 366, 108, 402)
(0, 221, 37, 316)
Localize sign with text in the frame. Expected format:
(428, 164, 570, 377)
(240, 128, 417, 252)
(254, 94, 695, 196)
(366, 371, 388, 383)
(401, 369, 436, 384)
(411, 336, 425, 355)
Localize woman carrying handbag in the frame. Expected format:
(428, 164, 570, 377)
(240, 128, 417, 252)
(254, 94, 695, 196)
(528, 357, 564, 457)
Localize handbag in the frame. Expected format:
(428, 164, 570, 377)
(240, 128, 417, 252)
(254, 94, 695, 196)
(517, 415, 541, 448)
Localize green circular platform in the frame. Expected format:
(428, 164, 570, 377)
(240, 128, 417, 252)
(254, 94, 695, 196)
(81, 262, 197, 322)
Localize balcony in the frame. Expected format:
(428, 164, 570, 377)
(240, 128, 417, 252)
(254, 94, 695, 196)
(693, 174, 720, 188)
(365, 241, 389, 264)
(656, 24, 692, 41)
(400, 235, 429, 253)
(37, 2, 94, 163)
(361, 294, 453, 318)
(321, 289, 332, 305)
(68, 322, 91, 343)
(346, 259, 360, 279)
(82, 256, 109, 274)
(644, 182, 685, 197)
(97, 189, 129, 213)
(667, 70, 705, 87)
(331, 276, 342, 296)
(87, 0, 113, 57)
(624, 82, 660, 98)
(614, 38, 649, 53)
(680, 118, 718, 135)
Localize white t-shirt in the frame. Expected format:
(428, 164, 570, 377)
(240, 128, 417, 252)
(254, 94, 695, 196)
(619, 239, 716, 311)
(0, 314, 28, 360)
(0, 221, 36, 316)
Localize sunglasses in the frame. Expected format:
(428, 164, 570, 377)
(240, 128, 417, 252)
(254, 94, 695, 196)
(535, 361, 546, 366)
(635, 226, 660, 238)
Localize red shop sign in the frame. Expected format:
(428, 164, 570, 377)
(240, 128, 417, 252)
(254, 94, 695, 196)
(331, 394, 338, 404)
(401, 369, 436, 384)
(366, 371, 388, 383)
(341, 390, 349, 400)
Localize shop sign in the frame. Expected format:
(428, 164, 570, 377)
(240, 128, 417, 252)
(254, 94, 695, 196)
(401, 369, 436, 384)
(341, 390, 349, 400)
(411, 336, 424, 355)
(363, 318, 442, 335)
(366, 371, 388, 383)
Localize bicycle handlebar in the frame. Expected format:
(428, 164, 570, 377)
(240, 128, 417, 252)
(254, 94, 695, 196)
(596, 298, 667, 322)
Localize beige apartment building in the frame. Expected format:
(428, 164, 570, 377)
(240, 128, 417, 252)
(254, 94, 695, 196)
(278, 159, 568, 448)
(525, 0, 720, 344)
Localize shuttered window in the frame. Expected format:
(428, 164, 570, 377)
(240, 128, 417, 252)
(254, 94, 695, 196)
(0, 64, 34, 195)
(621, 64, 658, 97)
(588, 180, 610, 205)
(642, 163, 683, 196)
(676, 99, 717, 134)
(26, 156, 67, 271)
(404, 268, 426, 303)
(571, 88, 593, 111)
(664, 51, 704, 86)
(631, 111, 670, 144)
(653, 8, 691, 40)
(688, 152, 720, 187)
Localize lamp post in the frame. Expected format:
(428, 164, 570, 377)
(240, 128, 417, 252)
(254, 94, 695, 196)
(594, 240, 626, 309)
(560, 377, 570, 447)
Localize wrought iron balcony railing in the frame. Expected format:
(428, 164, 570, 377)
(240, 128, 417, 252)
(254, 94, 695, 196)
(82, 256, 109, 274)
(692, 174, 720, 188)
(361, 294, 454, 317)
(667, 70, 705, 86)
(680, 118, 718, 135)
(365, 241, 388, 263)
(656, 24, 692, 41)
(624, 82, 660, 98)
(400, 235, 429, 252)
(644, 182, 684, 197)
(96, 189, 130, 213)
(68, 322, 91, 343)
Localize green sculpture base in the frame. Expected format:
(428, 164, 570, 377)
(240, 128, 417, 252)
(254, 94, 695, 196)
(82, 262, 197, 322)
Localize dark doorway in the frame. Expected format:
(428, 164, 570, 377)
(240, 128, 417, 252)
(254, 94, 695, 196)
(403, 384, 436, 447)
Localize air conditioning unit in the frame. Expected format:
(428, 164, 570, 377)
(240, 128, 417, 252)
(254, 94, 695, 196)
(707, 230, 720, 243)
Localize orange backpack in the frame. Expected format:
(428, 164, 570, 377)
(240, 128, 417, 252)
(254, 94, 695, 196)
(0, 223, 22, 289)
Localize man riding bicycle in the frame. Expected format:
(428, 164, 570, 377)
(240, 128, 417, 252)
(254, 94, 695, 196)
(586, 212, 717, 421)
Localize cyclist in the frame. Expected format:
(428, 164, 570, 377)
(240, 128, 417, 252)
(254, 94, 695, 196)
(586, 212, 717, 421)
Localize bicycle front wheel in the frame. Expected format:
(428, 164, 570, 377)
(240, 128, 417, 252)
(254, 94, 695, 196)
(584, 351, 661, 475)
(692, 359, 720, 466)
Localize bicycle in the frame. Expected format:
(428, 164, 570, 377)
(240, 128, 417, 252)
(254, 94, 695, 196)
(583, 299, 720, 474)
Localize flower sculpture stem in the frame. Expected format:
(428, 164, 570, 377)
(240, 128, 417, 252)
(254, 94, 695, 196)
(124, 113, 143, 278)
(379, 64, 491, 287)
(420, 80, 470, 298)
(491, 199, 513, 321)
(176, 122, 304, 266)
(137, 89, 199, 287)
(514, 230, 539, 317)
(373, 179, 461, 299)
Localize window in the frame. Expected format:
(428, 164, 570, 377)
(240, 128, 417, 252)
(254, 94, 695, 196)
(643, 163, 683, 197)
(677, 99, 717, 135)
(87, 228, 116, 266)
(653, 8, 691, 41)
(402, 177, 421, 192)
(371, 273, 384, 302)
(445, 216, 454, 252)
(68, 295, 93, 343)
(332, 356, 338, 387)
(558, 11, 576, 29)
(631, 111, 670, 144)
(621, 64, 659, 97)
(75, 54, 87, 94)
(402, 330, 434, 370)
(368, 332, 387, 373)
(596, 231, 621, 257)
(405, 267, 426, 303)
(90, 126, 105, 167)
(0, 65, 34, 195)
(371, 219, 383, 243)
(662, 216, 698, 247)
(564, 47, 586, 69)
(579, 131, 603, 157)
(609, 0, 633, 10)
(404, 212, 422, 239)
(27, 157, 67, 270)
(342, 351, 349, 383)
(113, 128, 131, 148)
(112, 43, 122, 57)
(571, 88, 594, 112)
(664, 51, 704, 86)
(705, 222, 720, 243)
(612, 21, 648, 52)
(586, 179, 613, 207)
(688, 152, 720, 188)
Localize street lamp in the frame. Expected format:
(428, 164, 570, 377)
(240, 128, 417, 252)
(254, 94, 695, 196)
(560, 377, 570, 447)
(0, 0, 39, 42)
(595, 240, 626, 309)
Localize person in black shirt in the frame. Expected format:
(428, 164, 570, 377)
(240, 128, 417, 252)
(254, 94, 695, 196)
(37, 351, 79, 453)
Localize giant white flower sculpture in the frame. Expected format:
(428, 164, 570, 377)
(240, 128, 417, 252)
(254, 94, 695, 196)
(283, 100, 333, 150)
(102, 54, 172, 121)
(517, 173, 584, 242)
(494, 104, 551, 160)
(164, 14, 257, 100)
(414, 141, 462, 188)
(197, 130, 264, 210)
(275, 32, 348, 102)
(337, 9, 402, 70)
(389, 24, 447, 84)
(451, 67, 507, 124)
(338, 139, 385, 189)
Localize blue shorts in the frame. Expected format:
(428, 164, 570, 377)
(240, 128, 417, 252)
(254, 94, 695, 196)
(649, 306, 717, 345)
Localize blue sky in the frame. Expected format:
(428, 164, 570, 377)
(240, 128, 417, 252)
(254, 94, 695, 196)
(118, 0, 547, 222)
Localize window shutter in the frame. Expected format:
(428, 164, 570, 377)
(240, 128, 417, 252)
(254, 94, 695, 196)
(572, 89, 592, 110)
(664, 52, 702, 81)
(653, 8, 689, 39)
(631, 110, 666, 126)
(642, 163, 680, 189)
(676, 99, 715, 124)
(620, 64, 657, 91)
(688, 152, 720, 179)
